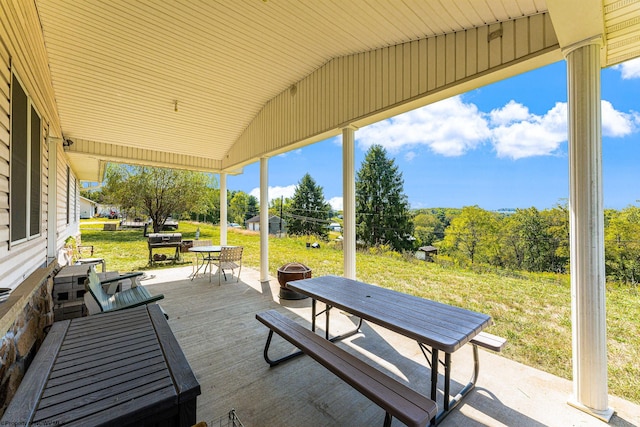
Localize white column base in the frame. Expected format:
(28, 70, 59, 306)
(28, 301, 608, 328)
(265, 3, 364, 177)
(568, 396, 614, 422)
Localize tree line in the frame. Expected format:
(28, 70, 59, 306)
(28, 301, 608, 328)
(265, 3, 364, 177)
(86, 151, 640, 284)
(416, 204, 640, 284)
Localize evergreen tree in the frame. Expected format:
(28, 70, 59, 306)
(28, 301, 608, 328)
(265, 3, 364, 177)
(356, 145, 414, 251)
(245, 195, 259, 222)
(287, 174, 331, 238)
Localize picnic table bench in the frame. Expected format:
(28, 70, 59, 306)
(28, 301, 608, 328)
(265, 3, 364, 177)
(257, 310, 438, 427)
(470, 331, 507, 352)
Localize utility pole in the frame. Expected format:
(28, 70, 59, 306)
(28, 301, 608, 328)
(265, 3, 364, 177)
(279, 195, 283, 237)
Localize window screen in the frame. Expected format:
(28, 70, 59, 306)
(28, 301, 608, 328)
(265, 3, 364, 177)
(10, 75, 28, 243)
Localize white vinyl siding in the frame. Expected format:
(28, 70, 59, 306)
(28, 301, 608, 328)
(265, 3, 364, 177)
(226, 14, 561, 169)
(1, 0, 56, 288)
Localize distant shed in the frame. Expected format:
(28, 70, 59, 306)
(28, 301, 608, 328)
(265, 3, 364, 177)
(415, 245, 438, 261)
(245, 215, 286, 235)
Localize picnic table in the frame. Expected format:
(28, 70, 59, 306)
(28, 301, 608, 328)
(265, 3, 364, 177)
(2, 305, 200, 426)
(286, 275, 494, 425)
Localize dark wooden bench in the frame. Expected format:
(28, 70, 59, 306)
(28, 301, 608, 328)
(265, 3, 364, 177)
(1, 305, 199, 426)
(84, 266, 165, 315)
(470, 332, 507, 352)
(256, 310, 438, 427)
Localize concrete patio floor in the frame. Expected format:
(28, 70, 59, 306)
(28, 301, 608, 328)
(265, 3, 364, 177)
(138, 265, 639, 427)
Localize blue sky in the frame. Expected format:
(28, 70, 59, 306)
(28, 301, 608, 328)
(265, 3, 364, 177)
(227, 58, 640, 212)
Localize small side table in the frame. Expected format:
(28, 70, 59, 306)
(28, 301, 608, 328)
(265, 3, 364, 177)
(77, 257, 106, 272)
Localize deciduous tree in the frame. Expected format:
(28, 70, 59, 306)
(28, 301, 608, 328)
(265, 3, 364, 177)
(441, 205, 499, 264)
(605, 206, 640, 283)
(103, 164, 212, 232)
(229, 191, 251, 226)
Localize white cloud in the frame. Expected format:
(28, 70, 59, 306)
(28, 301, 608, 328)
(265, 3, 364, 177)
(489, 100, 531, 126)
(487, 100, 638, 159)
(353, 95, 638, 161)
(612, 57, 640, 79)
(328, 196, 343, 211)
(249, 185, 296, 202)
(404, 151, 417, 162)
(250, 187, 342, 210)
(601, 100, 639, 137)
(357, 96, 491, 157)
(490, 102, 568, 159)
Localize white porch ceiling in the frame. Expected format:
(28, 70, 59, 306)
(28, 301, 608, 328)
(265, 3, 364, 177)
(34, 1, 640, 181)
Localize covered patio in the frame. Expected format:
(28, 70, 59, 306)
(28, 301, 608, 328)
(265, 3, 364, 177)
(140, 267, 640, 426)
(3, 0, 640, 423)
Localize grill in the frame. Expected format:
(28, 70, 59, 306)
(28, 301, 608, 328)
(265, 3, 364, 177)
(147, 233, 182, 264)
(148, 233, 182, 245)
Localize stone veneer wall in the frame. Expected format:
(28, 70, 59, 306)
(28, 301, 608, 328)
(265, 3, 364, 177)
(0, 261, 58, 415)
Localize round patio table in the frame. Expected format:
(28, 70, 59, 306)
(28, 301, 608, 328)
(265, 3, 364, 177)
(188, 245, 221, 282)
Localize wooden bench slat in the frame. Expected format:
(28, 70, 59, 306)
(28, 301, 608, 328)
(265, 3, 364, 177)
(470, 332, 507, 352)
(85, 267, 164, 314)
(257, 310, 437, 427)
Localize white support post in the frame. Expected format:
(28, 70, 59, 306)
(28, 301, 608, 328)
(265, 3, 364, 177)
(342, 126, 356, 279)
(564, 38, 613, 422)
(260, 157, 269, 283)
(219, 173, 227, 245)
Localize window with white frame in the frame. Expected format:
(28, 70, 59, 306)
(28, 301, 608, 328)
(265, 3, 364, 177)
(10, 74, 42, 244)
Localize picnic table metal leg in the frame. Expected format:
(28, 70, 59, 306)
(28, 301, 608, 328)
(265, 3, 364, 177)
(311, 299, 317, 332)
(446, 344, 479, 409)
(262, 330, 305, 367)
(430, 348, 439, 403)
(431, 344, 481, 425)
(312, 300, 364, 342)
(325, 305, 331, 340)
(444, 352, 451, 411)
(383, 412, 392, 427)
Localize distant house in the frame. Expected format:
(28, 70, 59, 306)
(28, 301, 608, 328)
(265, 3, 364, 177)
(97, 204, 121, 218)
(79, 196, 98, 219)
(245, 215, 286, 235)
(328, 222, 342, 232)
(415, 245, 438, 261)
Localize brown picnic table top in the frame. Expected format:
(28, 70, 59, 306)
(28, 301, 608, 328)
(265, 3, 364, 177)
(287, 275, 492, 353)
(2, 305, 200, 426)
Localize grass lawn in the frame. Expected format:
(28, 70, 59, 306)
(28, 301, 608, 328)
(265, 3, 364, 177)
(80, 219, 640, 405)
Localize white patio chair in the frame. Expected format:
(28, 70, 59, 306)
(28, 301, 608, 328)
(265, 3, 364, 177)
(216, 246, 243, 285)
